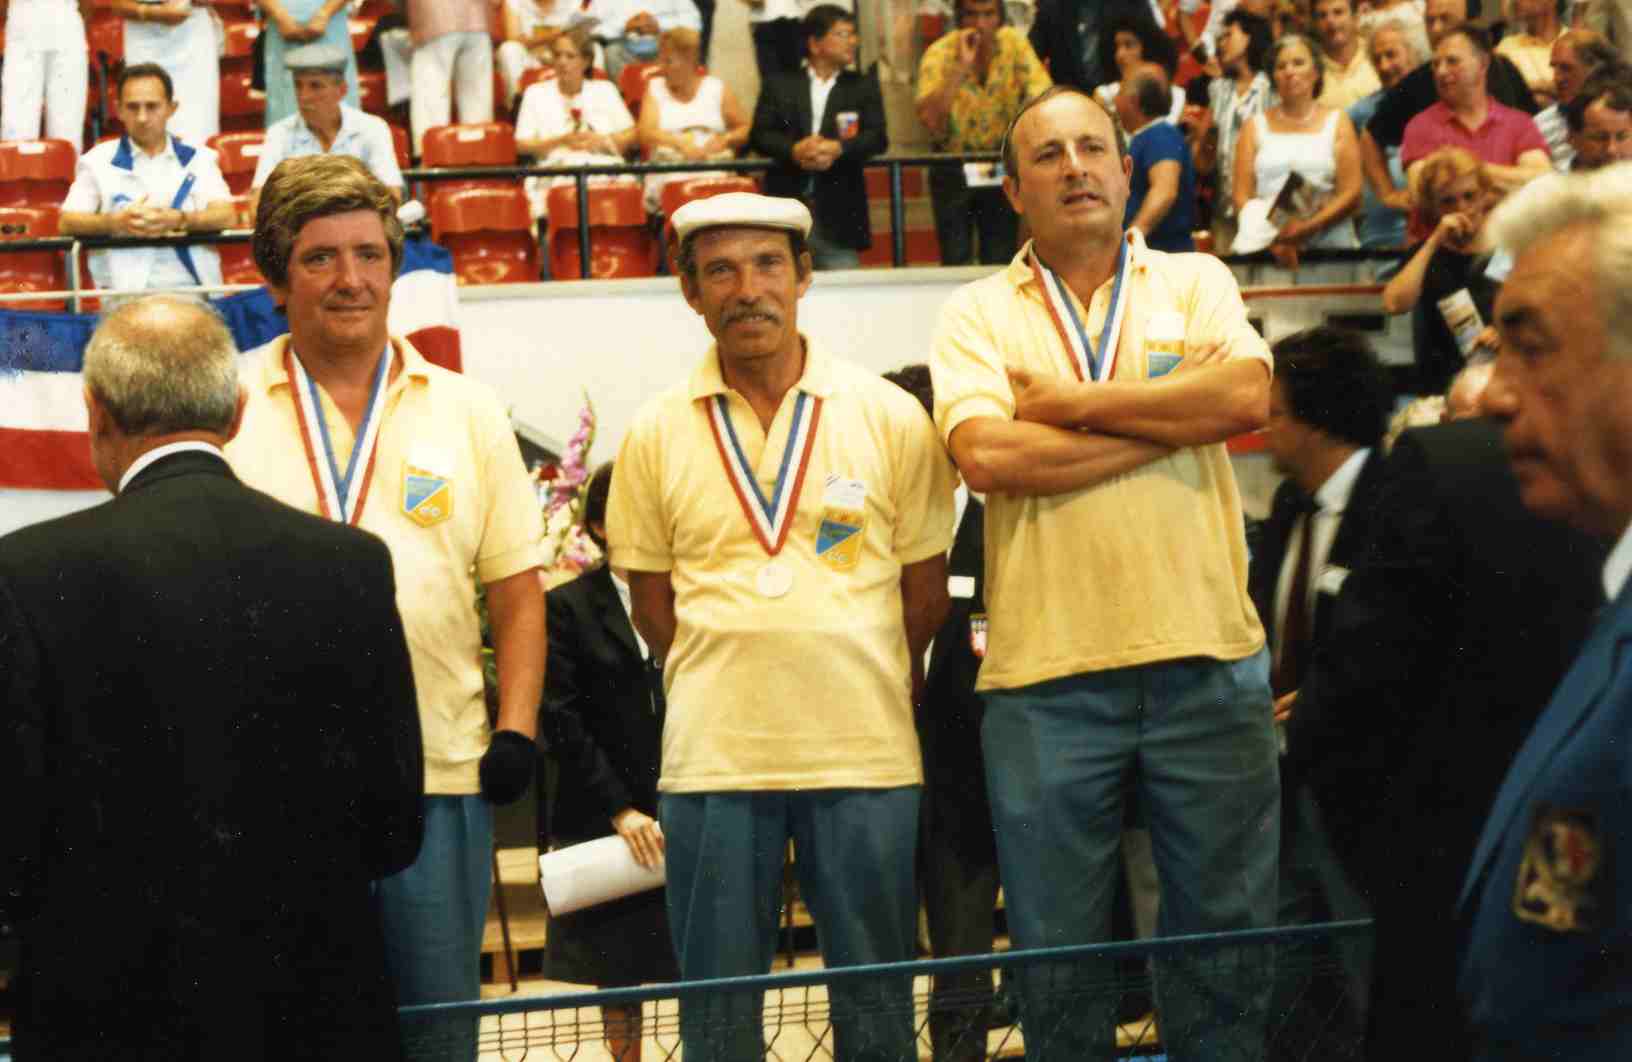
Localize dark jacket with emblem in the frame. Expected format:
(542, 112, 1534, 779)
(749, 65, 888, 251)
(1457, 556, 1632, 1062)
(0, 451, 424, 1062)
(1286, 420, 1603, 1061)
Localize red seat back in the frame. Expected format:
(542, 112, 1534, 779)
(0, 205, 67, 310)
(430, 186, 533, 239)
(86, 12, 123, 63)
(545, 182, 645, 229)
(349, 15, 378, 55)
(219, 71, 266, 132)
(618, 62, 661, 115)
(218, 241, 266, 287)
(221, 18, 260, 74)
(358, 70, 389, 116)
(431, 187, 538, 284)
(207, 131, 267, 195)
(658, 174, 759, 221)
(0, 140, 78, 207)
(422, 122, 517, 168)
(544, 184, 654, 279)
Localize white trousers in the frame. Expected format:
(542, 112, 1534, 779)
(0, 6, 88, 148)
(124, 8, 220, 143)
(409, 30, 494, 153)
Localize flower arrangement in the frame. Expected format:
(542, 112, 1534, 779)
(537, 393, 602, 579)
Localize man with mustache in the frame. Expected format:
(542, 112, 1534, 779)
(607, 192, 955, 1062)
(1460, 162, 1632, 1062)
(226, 155, 545, 1062)
(927, 85, 1278, 1061)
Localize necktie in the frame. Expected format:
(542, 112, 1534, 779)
(1272, 499, 1318, 697)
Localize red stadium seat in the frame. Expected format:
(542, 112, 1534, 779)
(658, 174, 758, 222)
(421, 122, 517, 200)
(0, 205, 67, 311)
(349, 15, 377, 54)
(219, 70, 266, 132)
(86, 12, 123, 64)
(518, 66, 556, 96)
(389, 123, 411, 169)
(0, 140, 77, 207)
(357, 70, 389, 116)
(618, 62, 662, 116)
(545, 182, 655, 279)
(430, 186, 539, 285)
(220, 19, 261, 77)
(207, 131, 266, 196)
(218, 241, 266, 287)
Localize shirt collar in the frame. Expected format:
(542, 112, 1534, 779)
(294, 103, 354, 143)
(686, 334, 835, 401)
(1604, 520, 1632, 601)
(1128, 117, 1166, 139)
(1313, 446, 1369, 513)
(259, 333, 431, 394)
(118, 440, 223, 493)
(804, 61, 841, 87)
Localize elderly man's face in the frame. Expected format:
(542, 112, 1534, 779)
(1573, 99, 1632, 170)
(1004, 92, 1132, 251)
(1370, 28, 1414, 89)
(293, 71, 346, 128)
(1483, 223, 1630, 535)
(681, 227, 811, 367)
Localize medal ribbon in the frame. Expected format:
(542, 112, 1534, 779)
(702, 391, 823, 556)
(285, 343, 392, 526)
(1029, 235, 1131, 382)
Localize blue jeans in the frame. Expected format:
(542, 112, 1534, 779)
(981, 651, 1280, 1062)
(659, 788, 920, 1062)
(379, 795, 493, 1062)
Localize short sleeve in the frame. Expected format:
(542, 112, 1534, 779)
(471, 383, 545, 584)
(61, 157, 102, 214)
(606, 403, 675, 573)
(887, 393, 957, 565)
(1513, 113, 1548, 157)
(1399, 111, 1432, 167)
(191, 150, 233, 204)
(368, 120, 405, 189)
(251, 124, 285, 189)
(928, 285, 1017, 446)
(1185, 255, 1272, 371)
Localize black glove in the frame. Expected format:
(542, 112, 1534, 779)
(479, 730, 537, 805)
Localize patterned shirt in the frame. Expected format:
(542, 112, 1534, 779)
(916, 26, 1052, 153)
(1208, 71, 1274, 221)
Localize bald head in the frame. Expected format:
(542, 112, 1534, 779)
(1119, 62, 1172, 128)
(84, 296, 242, 440)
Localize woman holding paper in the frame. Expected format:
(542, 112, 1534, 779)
(539, 462, 677, 1062)
(1232, 32, 1363, 267)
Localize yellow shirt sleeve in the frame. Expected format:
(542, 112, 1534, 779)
(929, 283, 1019, 446)
(606, 401, 675, 573)
(472, 385, 546, 585)
(887, 396, 959, 564)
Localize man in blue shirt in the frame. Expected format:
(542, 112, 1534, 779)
(1115, 65, 1196, 251)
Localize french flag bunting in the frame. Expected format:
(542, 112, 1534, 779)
(0, 238, 461, 536)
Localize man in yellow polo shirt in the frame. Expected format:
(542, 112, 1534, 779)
(607, 192, 955, 1062)
(226, 155, 545, 1062)
(928, 85, 1280, 1061)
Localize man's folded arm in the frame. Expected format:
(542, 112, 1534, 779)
(947, 415, 1172, 497)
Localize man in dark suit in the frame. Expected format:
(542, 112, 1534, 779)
(749, 4, 887, 270)
(0, 295, 425, 1061)
(1457, 167, 1632, 1062)
(1249, 327, 1392, 1057)
(1287, 356, 1603, 1054)
(885, 364, 995, 1062)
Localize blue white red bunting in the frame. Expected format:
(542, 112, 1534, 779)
(702, 392, 822, 556)
(286, 344, 391, 525)
(1029, 235, 1132, 383)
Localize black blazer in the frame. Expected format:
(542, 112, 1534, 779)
(539, 565, 663, 847)
(0, 451, 423, 1061)
(1286, 420, 1603, 1060)
(749, 65, 887, 251)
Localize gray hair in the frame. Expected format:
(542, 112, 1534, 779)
(1367, 16, 1430, 68)
(1488, 162, 1632, 361)
(83, 295, 240, 437)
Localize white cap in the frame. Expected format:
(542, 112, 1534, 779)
(670, 192, 813, 244)
(284, 42, 350, 73)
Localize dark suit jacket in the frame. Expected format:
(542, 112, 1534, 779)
(1457, 571, 1631, 1062)
(540, 565, 663, 847)
(749, 65, 887, 250)
(0, 451, 424, 1061)
(1248, 449, 1389, 846)
(1286, 420, 1602, 1061)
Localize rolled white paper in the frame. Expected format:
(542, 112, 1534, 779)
(539, 835, 666, 915)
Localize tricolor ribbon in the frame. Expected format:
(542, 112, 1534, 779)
(286, 344, 392, 526)
(702, 391, 823, 556)
(1029, 235, 1132, 382)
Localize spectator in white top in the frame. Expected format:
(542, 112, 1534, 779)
(407, 0, 499, 155)
(111, 0, 219, 144)
(59, 63, 233, 300)
(251, 43, 405, 218)
(592, 0, 701, 78)
(1533, 29, 1620, 169)
(516, 25, 637, 213)
(0, 0, 90, 150)
(637, 27, 748, 211)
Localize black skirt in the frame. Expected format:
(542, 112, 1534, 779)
(542, 842, 680, 988)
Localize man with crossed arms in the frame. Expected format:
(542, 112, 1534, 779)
(928, 85, 1278, 1062)
(607, 192, 954, 1062)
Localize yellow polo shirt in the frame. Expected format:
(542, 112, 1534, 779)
(1319, 48, 1382, 111)
(227, 334, 544, 794)
(929, 234, 1269, 692)
(606, 339, 956, 794)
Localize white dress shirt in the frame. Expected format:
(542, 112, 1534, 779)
(118, 441, 224, 494)
(1603, 520, 1632, 602)
(808, 66, 839, 136)
(252, 103, 405, 191)
(610, 568, 652, 661)
(1273, 448, 1369, 665)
